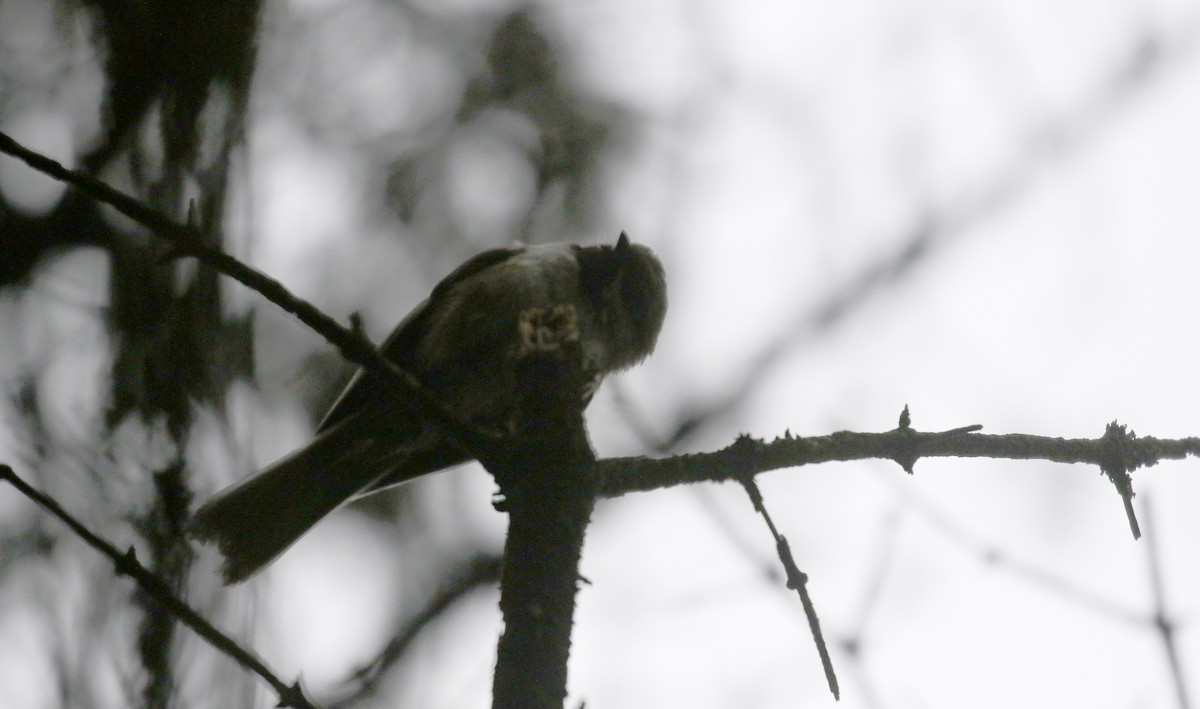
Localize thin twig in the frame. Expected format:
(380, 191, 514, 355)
(0, 130, 494, 460)
(739, 477, 839, 699)
(0, 464, 319, 709)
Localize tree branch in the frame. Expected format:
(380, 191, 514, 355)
(0, 464, 319, 709)
(6, 129, 1198, 706)
(595, 409, 1199, 540)
(740, 477, 838, 699)
(0, 130, 495, 461)
(488, 318, 597, 709)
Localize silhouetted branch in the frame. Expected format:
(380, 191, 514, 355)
(0, 464, 319, 709)
(0, 128, 594, 707)
(740, 477, 839, 699)
(489, 333, 597, 709)
(595, 409, 1200, 541)
(0, 130, 494, 461)
(6, 121, 1198, 706)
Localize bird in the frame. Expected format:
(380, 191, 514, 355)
(191, 232, 667, 583)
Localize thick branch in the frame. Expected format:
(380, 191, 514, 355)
(488, 337, 597, 709)
(492, 452, 593, 709)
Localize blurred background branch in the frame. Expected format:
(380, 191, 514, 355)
(2, 1, 1199, 708)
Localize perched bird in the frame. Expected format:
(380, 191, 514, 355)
(192, 232, 667, 583)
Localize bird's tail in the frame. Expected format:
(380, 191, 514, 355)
(191, 414, 405, 584)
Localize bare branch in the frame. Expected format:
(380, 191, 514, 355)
(0, 464, 320, 709)
(490, 322, 597, 709)
(0, 130, 496, 461)
(740, 477, 839, 699)
(594, 412, 1200, 541)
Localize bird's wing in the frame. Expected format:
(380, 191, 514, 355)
(317, 243, 525, 433)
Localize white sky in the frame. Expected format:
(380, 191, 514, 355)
(242, 1, 1200, 707)
(2, 0, 1199, 707)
